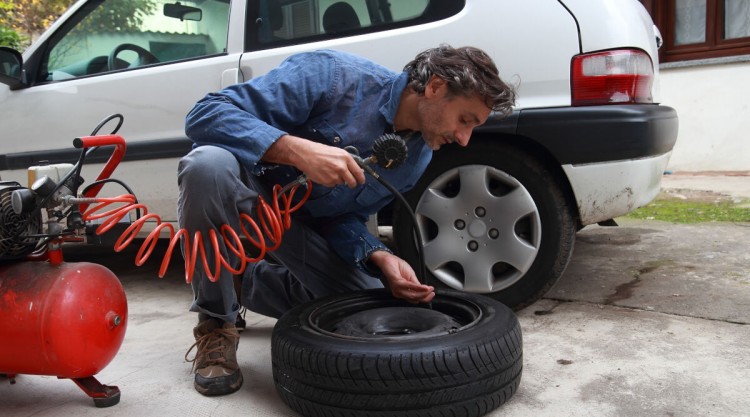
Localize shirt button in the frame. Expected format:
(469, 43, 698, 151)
(333, 136, 341, 143)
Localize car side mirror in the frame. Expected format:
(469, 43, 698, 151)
(164, 2, 202, 22)
(0, 46, 26, 90)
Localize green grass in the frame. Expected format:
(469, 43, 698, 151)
(625, 197, 750, 223)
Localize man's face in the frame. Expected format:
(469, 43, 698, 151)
(417, 76, 492, 151)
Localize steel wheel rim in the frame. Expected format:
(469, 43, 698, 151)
(308, 292, 482, 341)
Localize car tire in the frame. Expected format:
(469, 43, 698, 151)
(272, 289, 522, 417)
(393, 140, 576, 310)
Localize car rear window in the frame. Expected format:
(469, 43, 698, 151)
(245, 0, 465, 51)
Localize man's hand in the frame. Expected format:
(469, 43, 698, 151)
(263, 134, 365, 188)
(368, 250, 435, 304)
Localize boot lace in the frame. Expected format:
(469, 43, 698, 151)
(185, 327, 238, 371)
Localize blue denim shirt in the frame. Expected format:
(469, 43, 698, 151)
(185, 50, 432, 273)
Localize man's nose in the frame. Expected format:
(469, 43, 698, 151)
(455, 129, 471, 147)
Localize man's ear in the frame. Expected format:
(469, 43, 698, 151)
(424, 75, 447, 98)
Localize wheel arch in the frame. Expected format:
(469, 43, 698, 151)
(429, 132, 582, 228)
(379, 131, 582, 229)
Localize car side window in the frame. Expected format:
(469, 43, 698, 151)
(246, 0, 465, 50)
(39, 0, 230, 82)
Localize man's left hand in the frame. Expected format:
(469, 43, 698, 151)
(368, 250, 435, 304)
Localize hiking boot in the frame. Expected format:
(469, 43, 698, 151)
(185, 319, 243, 396)
(235, 307, 247, 332)
(233, 276, 247, 333)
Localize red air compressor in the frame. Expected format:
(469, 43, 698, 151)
(0, 117, 129, 407)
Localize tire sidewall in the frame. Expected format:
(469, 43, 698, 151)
(272, 289, 523, 416)
(273, 288, 519, 358)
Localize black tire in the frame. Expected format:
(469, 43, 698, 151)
(272, 289, 522, 417)
(393, 140, 576, 310)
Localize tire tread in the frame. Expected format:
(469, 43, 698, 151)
(272, 290, 522, 417)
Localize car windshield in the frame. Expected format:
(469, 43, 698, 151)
(42, 0, 230, 81)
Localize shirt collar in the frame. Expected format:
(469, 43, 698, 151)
(379, 72, 409, 128)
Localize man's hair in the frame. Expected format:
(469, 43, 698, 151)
(404, 44, 516, 117)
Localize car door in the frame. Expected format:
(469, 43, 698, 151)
(237, 0, 467, 91)
(0, 0, 245, 220)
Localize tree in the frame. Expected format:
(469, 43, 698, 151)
(0, 0, 155, 49)
(0, 0, 74, 44)
(81, 0, 157, 32)
(0, 25, 24, 49)
(0, 0, 26, 49)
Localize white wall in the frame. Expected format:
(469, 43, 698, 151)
(659, 60, 750, 172)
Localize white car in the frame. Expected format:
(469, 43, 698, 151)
(0, 0, 678, 309)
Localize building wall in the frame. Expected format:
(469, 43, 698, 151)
(659, 59, 750, 172)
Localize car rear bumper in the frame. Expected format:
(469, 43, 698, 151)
(520, 104, 678, 224)
(478, 103, 679, 225)
(562, 151, 672, 225)
(515, 104, 679, 164)
(478, 104, 679, 165)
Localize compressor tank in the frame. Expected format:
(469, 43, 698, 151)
(0, 261, 127, 378)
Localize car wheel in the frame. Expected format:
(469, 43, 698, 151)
(393, 140, 576, 310)
(272, 289, 522, 417)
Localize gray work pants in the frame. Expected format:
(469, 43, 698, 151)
(177, 145, 383, 322)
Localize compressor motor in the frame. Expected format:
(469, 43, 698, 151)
(0, 162, 81, 260)
(0, 181, 42, 260)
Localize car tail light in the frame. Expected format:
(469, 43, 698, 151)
(571, 49, 653, 106)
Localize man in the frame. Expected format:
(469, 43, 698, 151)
(179, 44, 516, 396)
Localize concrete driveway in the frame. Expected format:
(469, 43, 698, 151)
(2, 210, 749, 415)
(515, 218, 749, 416)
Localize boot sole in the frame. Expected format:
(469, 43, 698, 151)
(194, 370, 243, 396)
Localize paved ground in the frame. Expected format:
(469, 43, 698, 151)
(660, 171, 750, 203)
(2, 174, 749, 417)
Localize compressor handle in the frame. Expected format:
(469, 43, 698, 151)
(74, 134, 126, 150)
(73, 135, 127, 201)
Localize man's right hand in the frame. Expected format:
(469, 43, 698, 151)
(263, 135, 365, 188)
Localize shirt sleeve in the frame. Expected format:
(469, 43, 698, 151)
(313, 212, 392, 276)
(184, 52, 338, 173)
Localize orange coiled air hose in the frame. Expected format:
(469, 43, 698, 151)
(80, 181, 312, 283)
